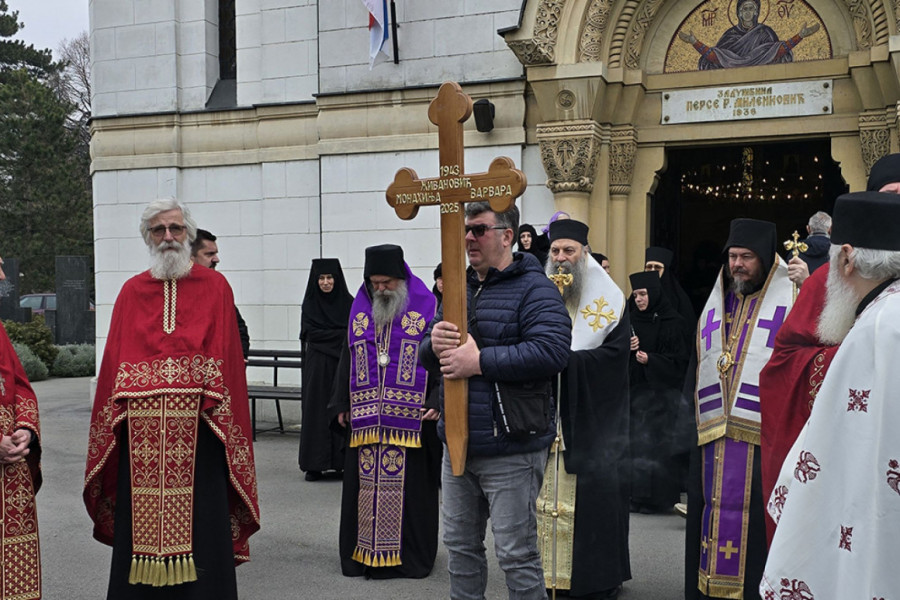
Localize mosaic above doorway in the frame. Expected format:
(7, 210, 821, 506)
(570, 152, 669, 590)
(665, 0, 832, 73)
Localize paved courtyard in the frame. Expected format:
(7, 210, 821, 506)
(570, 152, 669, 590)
(35, 376, 685, 599)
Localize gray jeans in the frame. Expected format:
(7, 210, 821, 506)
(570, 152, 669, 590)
(441, 447, 548, 600)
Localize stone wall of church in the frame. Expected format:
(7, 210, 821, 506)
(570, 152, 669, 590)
(318, 0, 525, 94)
(91, 0, 219, 116)
(236, 0, 319, 105)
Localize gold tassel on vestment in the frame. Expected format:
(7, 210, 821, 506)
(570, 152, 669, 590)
(350, 429, 380, 448)
(352, 546, 401, 567)
(155, 558, 166, 587)
(385, 429, 421, 448)
(128, 553, 199, 587)
(174, 554, 184, 584)
(186, 554, 198, 582)
(128, 556, 139, 584)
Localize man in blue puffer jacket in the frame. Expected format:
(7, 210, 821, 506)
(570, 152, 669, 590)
(420, 201, 571, 600)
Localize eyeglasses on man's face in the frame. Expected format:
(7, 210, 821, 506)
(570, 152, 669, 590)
(149, 224, 187, 237)
(465, 224, 507, 238)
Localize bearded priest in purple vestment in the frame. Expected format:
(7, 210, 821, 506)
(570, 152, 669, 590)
(329, 244, 441, 579)
(684, 219, 793, 599)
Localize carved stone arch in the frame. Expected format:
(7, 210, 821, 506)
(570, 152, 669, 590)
(608, 0, 642, 67)
(844, 0, 876, 46)
(506, 0, 569, 66)
(869, 0, 889, 43)
(579, 0, 615, 62)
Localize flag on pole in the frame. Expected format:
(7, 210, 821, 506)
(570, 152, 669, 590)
(363, 0, 390, 69)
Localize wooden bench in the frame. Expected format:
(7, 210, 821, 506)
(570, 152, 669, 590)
(246, 349, 302, 440)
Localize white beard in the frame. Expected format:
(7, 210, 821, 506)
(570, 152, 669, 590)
(817, 255, 860, 345)
(546, 256, 587, 313)
(372, 280, 408, 330)
(149, 239, 193, 280)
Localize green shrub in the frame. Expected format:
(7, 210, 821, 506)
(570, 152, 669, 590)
(11, 342, 48, 382)
(52, 344, 96, 377)
(2, 316, 58, 368)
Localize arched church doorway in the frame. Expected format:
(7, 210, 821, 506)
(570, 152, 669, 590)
(651, 139, 847, 314)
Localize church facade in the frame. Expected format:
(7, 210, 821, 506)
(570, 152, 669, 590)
(90, 0, 900, 358)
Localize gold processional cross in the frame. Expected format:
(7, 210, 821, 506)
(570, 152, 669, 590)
(385, 81, 527, 476)
(783, 230, 808, 302)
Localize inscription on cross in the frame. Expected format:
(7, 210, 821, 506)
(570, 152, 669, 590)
(386, 81, 527, 476)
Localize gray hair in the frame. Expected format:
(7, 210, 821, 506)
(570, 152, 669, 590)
(836, 244, 900, 280)
(465, 201, 520, 234)
(139, 198, 198, 247)
(808, 211, 832, 235)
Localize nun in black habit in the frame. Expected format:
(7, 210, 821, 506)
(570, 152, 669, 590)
(644, 246, 697, 350)
(518, 223, 548, 267)
(627, 271, 689, 514)
(298, 258, 353, 480)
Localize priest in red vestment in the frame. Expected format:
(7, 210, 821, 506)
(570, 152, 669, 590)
(0, 254, 43, 600)
(83, 199, 260, 599)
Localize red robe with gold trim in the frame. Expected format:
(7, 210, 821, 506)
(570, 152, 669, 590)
(0, 323, 42, 600)
(84, 264, 260, 573)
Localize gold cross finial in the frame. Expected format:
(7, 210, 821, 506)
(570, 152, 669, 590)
(548, 266, 573, 296)
(783, 230, 808, 257)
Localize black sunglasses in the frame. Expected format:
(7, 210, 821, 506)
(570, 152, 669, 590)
(465, 224, 507, 238)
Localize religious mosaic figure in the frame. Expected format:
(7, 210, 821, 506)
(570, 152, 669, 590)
(678, 0, 820, 69)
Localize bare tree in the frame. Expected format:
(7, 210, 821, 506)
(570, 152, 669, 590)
(50, 31, 90, 149)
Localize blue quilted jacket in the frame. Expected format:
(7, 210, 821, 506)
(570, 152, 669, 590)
(420, 252, 572, 457)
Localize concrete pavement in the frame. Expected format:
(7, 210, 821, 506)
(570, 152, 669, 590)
(34, 376, 685, 599)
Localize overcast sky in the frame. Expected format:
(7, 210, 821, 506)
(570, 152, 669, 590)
(10, 0, 89, 57)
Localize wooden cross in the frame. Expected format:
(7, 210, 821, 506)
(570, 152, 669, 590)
(385, 81, 527, 476)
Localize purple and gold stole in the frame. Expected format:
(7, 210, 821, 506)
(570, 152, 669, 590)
(694, 259, 792, 598)
(347, 268, 435, 567)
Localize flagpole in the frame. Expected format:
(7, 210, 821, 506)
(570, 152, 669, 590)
(390, 0, 399, 64)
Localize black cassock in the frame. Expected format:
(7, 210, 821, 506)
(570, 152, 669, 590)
(298, 258, 352, 474)
(297, 327, 345, 473)
(557, 310, 632, 596)
(628, 295, 689, 512)
(328, 344, 441, 579)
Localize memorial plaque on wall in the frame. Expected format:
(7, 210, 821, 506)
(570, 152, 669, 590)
(662, 80, 833, 125)
(0, 257, 23, 322)
(56, 256, 92, 344)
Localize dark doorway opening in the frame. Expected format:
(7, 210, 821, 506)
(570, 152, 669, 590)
(651, 139, 847, 315)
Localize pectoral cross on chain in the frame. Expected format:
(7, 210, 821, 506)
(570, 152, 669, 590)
(548, 266, 573, 296)
(385, 81, 527, 476)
